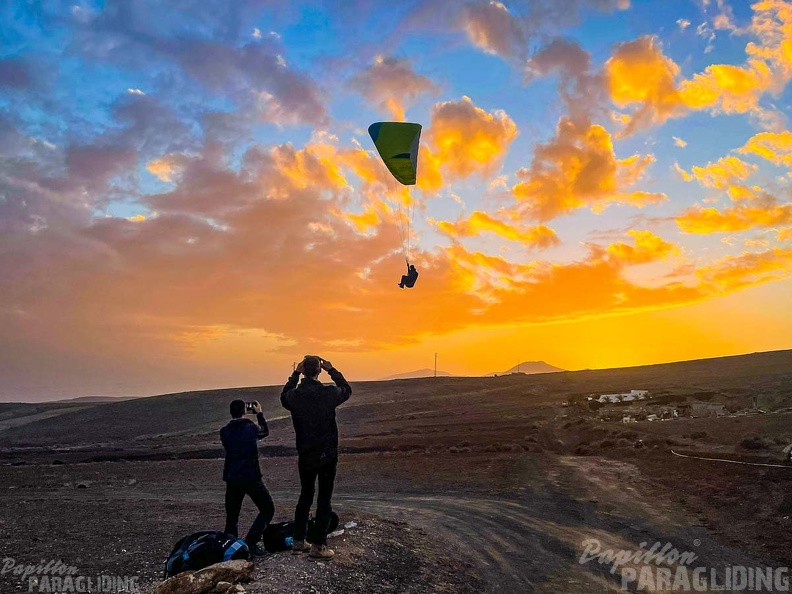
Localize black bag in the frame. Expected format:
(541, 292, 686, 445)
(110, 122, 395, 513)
(262, 522, 295, 553)
(309, 511, 340, 537)
(164, 531, 249, 579)
(261, 512, 341, 553)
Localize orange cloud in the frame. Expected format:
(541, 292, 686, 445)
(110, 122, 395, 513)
(679, 60, 775, 115)
(416, 145, 445, 194)
(602, 2, 792, 133)
(778, 227, 792, 241)
(738, 130, 792, 166)
(340, 204, 385, 234)
(726, 184, 763, 202)
(436, 211, 560, 248)
(676, 203, 792, 233)
(8, 129, 792, 400)
(350, 56, 439, 121)
(147, 154, 186, 182)
(441, 230, 699, 325)
(425, 96, 518, 180)
(697, 246, 792, 290)
(512, 117, 665, 220)
(270, 143, 347, 191)
(681, 1, 792, 114)
(675, 155, 758, 189)
(605, 230, 680, 264)
(605, 36, 685, 133)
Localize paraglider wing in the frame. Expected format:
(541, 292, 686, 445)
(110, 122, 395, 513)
(368, 122, 422, 186)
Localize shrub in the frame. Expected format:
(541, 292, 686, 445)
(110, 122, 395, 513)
(740, 436, 768, 450)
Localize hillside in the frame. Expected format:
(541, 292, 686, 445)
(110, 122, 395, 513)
(2, 348, 792, 592)
(0, 401, 97, 432)
(2, 349, 790, 452)
(381, 368, 453, 380)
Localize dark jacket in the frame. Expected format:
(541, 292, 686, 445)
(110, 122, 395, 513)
(280, 368, 351, 458)
(404, 266, 418, 288)
(220, 413, 269, 482)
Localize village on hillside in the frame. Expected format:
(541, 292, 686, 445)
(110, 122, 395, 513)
(563, 389, 766, 424)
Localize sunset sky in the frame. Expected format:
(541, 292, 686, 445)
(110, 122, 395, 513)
(2, 0, 792, 401)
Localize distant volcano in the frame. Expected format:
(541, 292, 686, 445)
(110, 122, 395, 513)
(484, 361, 565, 376)
(381, 368, 454, 380)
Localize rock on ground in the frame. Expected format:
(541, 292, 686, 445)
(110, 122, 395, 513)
(154, 560, 254, 594)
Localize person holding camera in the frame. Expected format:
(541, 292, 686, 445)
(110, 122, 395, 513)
(281, 356, 351, 560)
(220, 399, 274, 556)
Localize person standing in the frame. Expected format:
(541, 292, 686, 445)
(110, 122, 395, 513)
(220, 399, 274, 556)
(280, 356, 351, 560)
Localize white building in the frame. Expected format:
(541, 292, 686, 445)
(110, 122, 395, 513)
(596, 390, 650, 404)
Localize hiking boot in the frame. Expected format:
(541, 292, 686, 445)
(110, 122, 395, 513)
(291, 539, 309, 555)
(308, 544, 335, 560)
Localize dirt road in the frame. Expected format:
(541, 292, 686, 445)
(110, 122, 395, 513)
(333, 456, 780, 593)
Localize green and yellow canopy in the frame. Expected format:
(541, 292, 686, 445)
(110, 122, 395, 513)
(368, 122, 422, 186)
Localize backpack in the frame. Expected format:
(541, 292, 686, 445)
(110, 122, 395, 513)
(163, 531, 249, 579)
(262, 521, 295, 553)
(261, 512, 341, 553)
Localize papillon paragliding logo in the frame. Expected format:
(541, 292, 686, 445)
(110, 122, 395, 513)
(368, 122, 422, 280)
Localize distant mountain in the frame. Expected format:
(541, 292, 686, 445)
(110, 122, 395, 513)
(381, 368, 454, 380)
(52, 396, 138, 404)
(485, 361, 565, 376)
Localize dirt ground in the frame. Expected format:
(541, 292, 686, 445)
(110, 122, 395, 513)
(2, 448, 790, 593)
(2, 350, 792, 592)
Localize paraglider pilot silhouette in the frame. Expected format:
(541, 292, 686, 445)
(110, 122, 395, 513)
(399, 263, 419, 289)
(368, 121, 423, 290)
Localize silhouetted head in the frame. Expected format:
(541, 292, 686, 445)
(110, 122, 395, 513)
(302, 355, 322, 379)
(229, 399, 246, 418)
(409, 265, 416, 271)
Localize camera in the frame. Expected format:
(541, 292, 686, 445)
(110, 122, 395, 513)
(245, 402, 257, 414)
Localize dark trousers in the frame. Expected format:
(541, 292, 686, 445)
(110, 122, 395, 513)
(224, 479, 274, 546)
(293, 454, 337, 545)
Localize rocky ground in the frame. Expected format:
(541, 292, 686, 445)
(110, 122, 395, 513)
(244, 516, 484, 594)
(2, 449, 790, 593)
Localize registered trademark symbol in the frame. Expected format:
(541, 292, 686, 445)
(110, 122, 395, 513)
(693, 539, 701, 546)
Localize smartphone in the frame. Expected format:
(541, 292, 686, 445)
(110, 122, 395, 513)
(245, 402, 257, 413)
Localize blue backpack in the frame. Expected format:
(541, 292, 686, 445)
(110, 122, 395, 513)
(163, 531, 249, 579)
